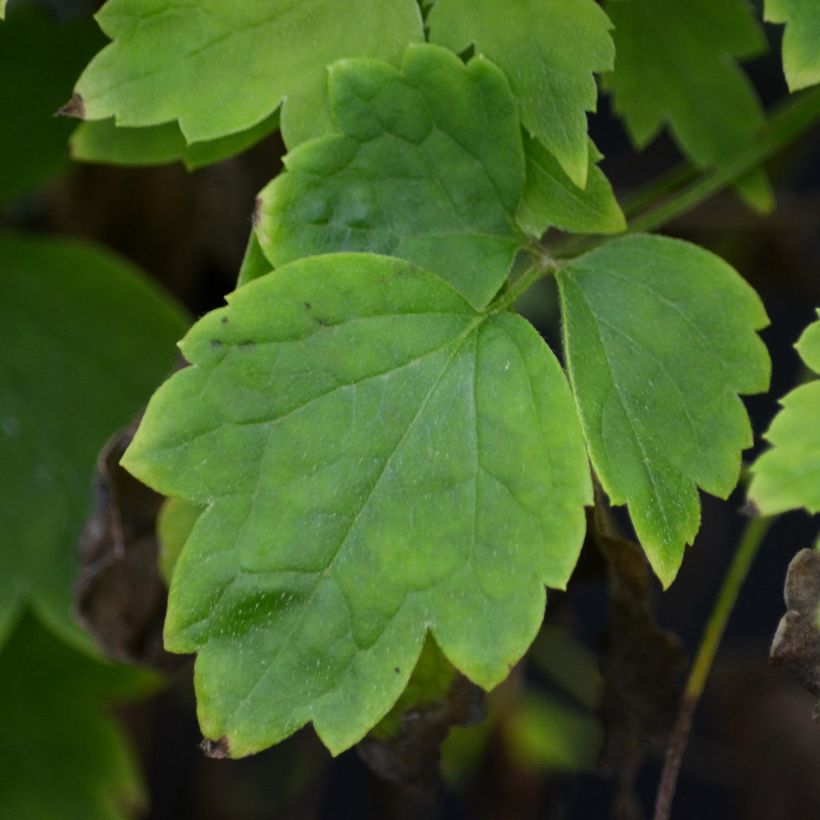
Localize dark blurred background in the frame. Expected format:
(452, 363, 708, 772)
(2, 0, 819, 818)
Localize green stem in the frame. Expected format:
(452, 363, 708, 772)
(553, 85, 820, 260)
(652, 515, 775, 820)
(490, 248, 557, 313)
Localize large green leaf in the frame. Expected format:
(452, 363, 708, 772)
(74, 0, 423, 149)
(256, 45, 525, 310)
(71, 109, 279, 171)
(517, 136, 625, 238)
(749, 312, 820, 515)
(123, 253, 591, 756)
(604, 0, 772, 212)
(427, 0, 614, 188)
(0, 613, 153, 820)
(0, 8, 103, 204)
(557, 234, 770, 585)
(765, 0, 820, 91)
(0, 235, 187, 648)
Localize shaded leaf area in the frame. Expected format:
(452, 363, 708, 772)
(0, 613, 155, 820)
(71, 109, 280, 171)
(156, 495, 203, 584)
(0, 7, 103, 203)
(604, 0, 773, 211)
(591, 493, 685, 820)
(770, 547, 820, 713)
(359, 638, 485, 797)
(766, 0, 820, 91)
(558, 234, 770, 585)
(236, 231, 273, 289)
(0, 234, 187, 648)
(74, 0, 423, 148)
(517, 136, 625, 239)
(749, 312, 820, 515)
(123, 253, 592, 757)
(428, 0, 614, 187)
(76, 425, 183, 670)
(256, 45, 525, 310)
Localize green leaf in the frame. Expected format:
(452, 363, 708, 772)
(0, 234, 187, 648)
(123, 253, 591, 756)
(236, 231, 273, 289)
(749, 312, 820, 515)
(557, 234, 770, 585)
(255, 45, 525, 309)
(766, 0, 820, 91)
(70, 109, 279, 171)
(0, 0, 6, 21)
(428, 0, 614, 188)
(604, 0, 773, 212)
(0, 613, 154, 820)
(157, 497, 203, 584)
(0, 9, 103, 204)
(517, 136, 625, 238)
(74, 0, 423, 149)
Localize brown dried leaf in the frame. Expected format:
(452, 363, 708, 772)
(770, 547, 820, 710)
(75, 425, 180, 670)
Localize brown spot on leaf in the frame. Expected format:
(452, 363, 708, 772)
(75, 423, 183, 671)
(56, 93, 85, 119)
(201, 736, 231, 759)
(771, 548, 820, 711)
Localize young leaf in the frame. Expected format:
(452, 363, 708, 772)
(557, 234, 770, 586)
(255, 45, 526, 309)
(517, 136, 625, 238)
(74, 0, 423, 149)
(603, 0, 773, 212)
(0, 614, 154, 820)
(71, 109, 279, 171)
(0, 9, 103, 204)
(748, 312, 820, 515)
(0, 235, 187, 648)
(765, 0, 820, 91)
(123, 253, 592, 757)
(427, 0, 614, 188)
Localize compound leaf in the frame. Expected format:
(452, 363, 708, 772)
(74, 0, 423, 149)
(427, 0, 614, 188)
(517, 136, 625, 238)
(71, 109, 279, 171)
(0, 613, 153, 820)
(557, 234, 770, 585)
(604, 0, 772, 212)
(749, 312, 820, 515)
(765, 0, 820, 91)
(0, 235, 186, 648)
(256, 45, 526, 309)
(123, 253, 592, 756)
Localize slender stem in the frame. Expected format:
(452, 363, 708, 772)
(552, 85, 820, 261)
(621, 164, 698, 220)
(631, 86, 820, 235)
(652, 515, 775, 820)
(490, 248, 557, 313)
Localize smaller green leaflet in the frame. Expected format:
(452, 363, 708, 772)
(0, 614, 154, 820)
(71, 109, 279, 171)
(749, 312, 820, 515)
(604, 0, 773, 212)
(256, 45, 526, 310)
(765, 0, 820, 91)
(557, 235, 770, 586)
(427, 0, 614, 189)
(123, 253, 592, 757)
(74, 0, 423, 149)
(517, 136, 625, 238)
(0, 235, 186, 649)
